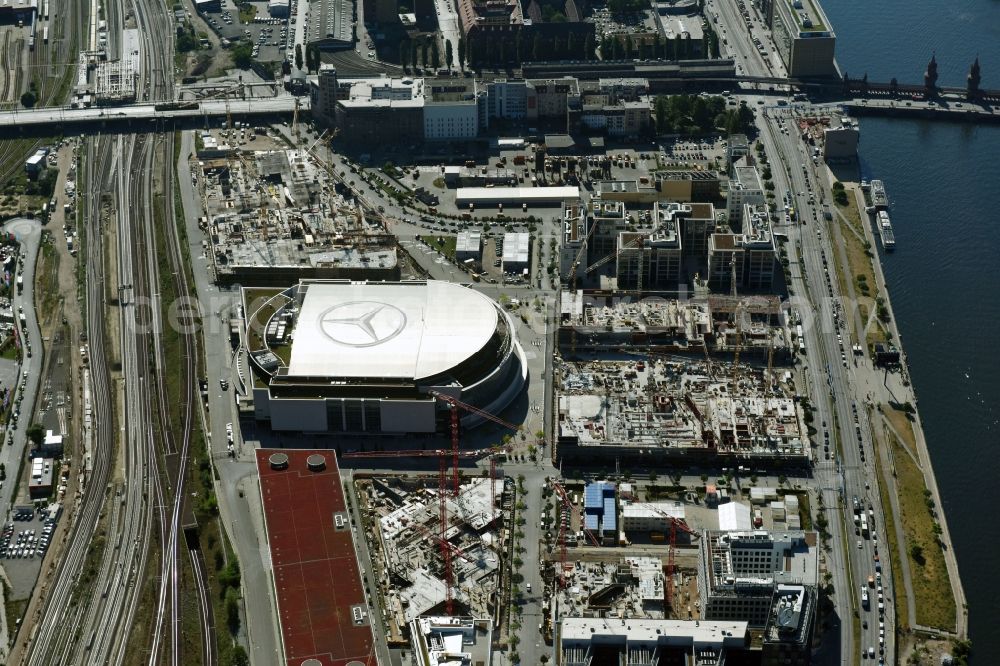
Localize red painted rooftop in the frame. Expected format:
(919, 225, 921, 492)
(257, 449, 376, 666)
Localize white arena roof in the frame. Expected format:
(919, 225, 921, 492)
(287, 281, 500, 380)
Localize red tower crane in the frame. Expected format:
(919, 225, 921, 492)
(550, 482, 602, 588)
(634, 503, 698, 610)
(342, 395, 517, 615)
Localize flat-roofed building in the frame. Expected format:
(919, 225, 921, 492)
(658, 169, 722, 202)
(615, 202, 687, 289)
(559, 617, 750, 666)
(501, 232, 530, 274)
(561, 202, 589, 278)
(697, 529, 818, 627)
(455, 186, 579, 206)
(455, 230, 482, 262)
(588, 199, 628, 262)
(424, 79, 480, 140)
(769, 0, 837, 77)
(741, 202, 777, 289)
(727, 165, 765, 228)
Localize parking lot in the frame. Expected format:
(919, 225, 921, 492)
(2, 507, 59, 598)
(198, 0, 292, 63)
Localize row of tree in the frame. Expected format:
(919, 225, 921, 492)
(599, 31, 716, 62)
(653, 93, 755, 135)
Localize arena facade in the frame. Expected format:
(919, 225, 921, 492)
(246, 280, 527, 433)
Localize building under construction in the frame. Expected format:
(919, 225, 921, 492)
(559, 291, 793, 362)
(198, 146, 399, 286)
(354, 476, 510, 642)
(555, 357, 808, 465)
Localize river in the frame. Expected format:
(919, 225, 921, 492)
(822, 0, 1000, 660)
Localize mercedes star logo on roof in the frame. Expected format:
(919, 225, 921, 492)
(318, 301, 407, 347)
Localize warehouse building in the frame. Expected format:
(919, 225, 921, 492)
(455, 186, 580, 207)
(248, 280, 527, 434)
(501, 232, 530, 275)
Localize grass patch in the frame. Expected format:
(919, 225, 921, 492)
(885, 422, 956, 632)
(833, 219, 884, 348)
(874, 435, 908, 633)
(238, 2, 256, 22)
(429, 235, 457, 261)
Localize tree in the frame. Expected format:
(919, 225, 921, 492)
(399, 41, 410, 70)
(410, 40, 419, 69)
(27, 423, 45, 445)
(20, 90, 37, 108)
(232, 43, 254, 69)
(421, 39, 431, 68)
(225, 587, 241, 633)
(459, 36, 468, 69)
(306, 44, 320, 72)
(228, 645, 250, 666)
(294, 44, 303, 71)
(909, 543, 925, 565)
(583, 34, 594, 60)
(431, 40, 440, 69)
(445, 39, 454, 69)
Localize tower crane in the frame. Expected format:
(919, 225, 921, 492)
(563, 210, 600, 358)
(634, 503, 698, 609)
(550, 481, 602, 588)
(343, 394, 517, 616)
(730, 256, 745, 384)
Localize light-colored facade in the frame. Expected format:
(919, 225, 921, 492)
(621, 501, 685, 533)
(501, 232, 530, 274)
(455, 231, 483, 261)
(560, 617, 750, 666)
(726, 165, 765, 227)
(561, 203, 589, 278)
(770, 0, 837, 78)
(741, 203, 777, 289)
(697, 530, 818, 627)
(588, 199, 629, 262)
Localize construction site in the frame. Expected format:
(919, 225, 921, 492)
(559, 291, 793, 360)
(193, 129, 399, 286)
(554, 354, 809, 465)
(353, 474, 510, 644)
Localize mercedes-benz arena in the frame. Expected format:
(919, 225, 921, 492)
(246, 280, 527, 433)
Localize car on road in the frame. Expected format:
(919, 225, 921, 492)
(220, 379, 229, 390)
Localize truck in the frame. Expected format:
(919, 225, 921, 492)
(860, 513, 870, 538)
(861, 586, 870, 609)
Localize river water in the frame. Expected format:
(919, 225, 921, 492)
(821, 0, 1000, 660)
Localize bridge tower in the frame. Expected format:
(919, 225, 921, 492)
(967, 57, 981, 100)
(924, 53, 939, 95)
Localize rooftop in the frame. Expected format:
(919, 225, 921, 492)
(256, 450, 375, 666)
(287, 280, 500, 381)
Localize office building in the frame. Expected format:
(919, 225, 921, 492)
(559, 617, 751, 666)
(697, 529, 818, 627)
(769, 0, 837, 78)
(726, 165, 765, 227)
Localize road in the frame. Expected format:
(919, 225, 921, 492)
(757, 103, 897, 665)
(0, 218, 44, 518)
(176, 128, 286, 666)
